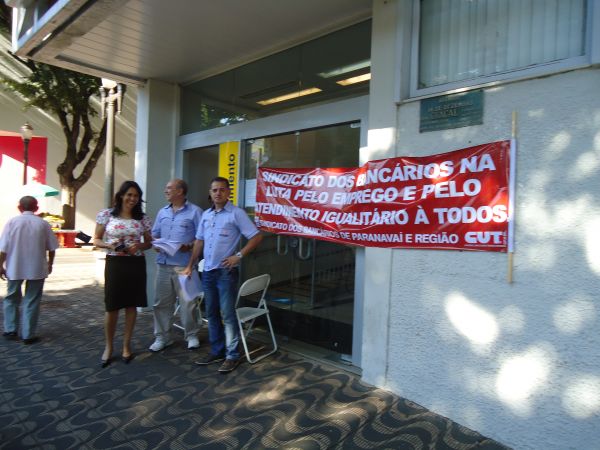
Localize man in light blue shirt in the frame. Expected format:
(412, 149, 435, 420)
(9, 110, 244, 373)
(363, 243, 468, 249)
(183, 177, 262, 373)
(149, 179, 203, 351)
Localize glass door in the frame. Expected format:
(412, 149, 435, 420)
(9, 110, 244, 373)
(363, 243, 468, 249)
(182, 144, 219, 210)
(242, 123, 359, 356)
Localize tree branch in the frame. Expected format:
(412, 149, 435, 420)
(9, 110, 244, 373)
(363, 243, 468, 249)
(73, 117, 107, 191)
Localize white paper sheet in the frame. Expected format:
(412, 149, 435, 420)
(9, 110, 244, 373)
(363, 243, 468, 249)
(178, 271, 203, 302)
(152, 238, 181, 256)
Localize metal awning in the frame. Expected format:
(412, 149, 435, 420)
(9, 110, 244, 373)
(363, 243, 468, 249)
(10, 0, 372, 85)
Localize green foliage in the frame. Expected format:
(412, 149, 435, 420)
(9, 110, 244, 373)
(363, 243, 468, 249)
(2, 61, 100, 118)
(0, 6, 126, 228)
(0, 14, 107, 228)
(0, 3, 10, 34)
(199, 103, 248, 130)
(0, 56, 109, 228)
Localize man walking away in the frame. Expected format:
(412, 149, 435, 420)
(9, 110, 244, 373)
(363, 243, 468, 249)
(0, 196, 59, 344)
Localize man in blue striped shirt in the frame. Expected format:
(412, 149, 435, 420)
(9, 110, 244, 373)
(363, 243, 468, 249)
(183, 177, 262, 373)
(149, 179, 203, 352)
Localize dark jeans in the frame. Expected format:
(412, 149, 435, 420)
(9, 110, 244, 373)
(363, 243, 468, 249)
(202, 268, 240, 360)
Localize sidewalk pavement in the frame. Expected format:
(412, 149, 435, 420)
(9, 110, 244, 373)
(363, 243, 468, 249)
(0, 248, 511, 449)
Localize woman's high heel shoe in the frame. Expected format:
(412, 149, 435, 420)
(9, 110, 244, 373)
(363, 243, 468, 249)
(100, 357, 112, 368)
(122, 353, 135, 364)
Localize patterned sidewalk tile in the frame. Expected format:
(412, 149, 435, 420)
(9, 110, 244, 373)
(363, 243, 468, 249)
(0, 249, 511, 450)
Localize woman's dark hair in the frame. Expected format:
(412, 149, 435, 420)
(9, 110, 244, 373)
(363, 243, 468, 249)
(111, 180, 145, 220)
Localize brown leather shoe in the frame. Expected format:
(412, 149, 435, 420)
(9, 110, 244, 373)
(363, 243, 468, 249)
(218, 358, 240, 373)
(195, 353, 225, 365)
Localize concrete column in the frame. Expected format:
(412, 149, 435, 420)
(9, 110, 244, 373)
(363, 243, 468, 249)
(361, 0, 412, 386)
(135, 79, 180, 309)
(591, 0, 600, 64)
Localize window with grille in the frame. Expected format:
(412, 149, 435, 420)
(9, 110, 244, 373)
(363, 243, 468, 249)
(413, 0, 588, 96)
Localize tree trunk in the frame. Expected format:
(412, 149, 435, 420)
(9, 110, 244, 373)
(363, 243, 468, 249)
(61, 187, 77, 230)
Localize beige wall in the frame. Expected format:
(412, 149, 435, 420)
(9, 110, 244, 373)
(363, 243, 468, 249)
(0, 34, 135, 235)
(362, 1, 600, 449)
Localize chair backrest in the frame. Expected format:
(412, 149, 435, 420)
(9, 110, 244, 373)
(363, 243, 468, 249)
(236, 274, 270, 308)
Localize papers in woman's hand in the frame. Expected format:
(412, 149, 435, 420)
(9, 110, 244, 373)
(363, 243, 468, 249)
(178, 271, 203, 302)
(152, 238, 181, 256)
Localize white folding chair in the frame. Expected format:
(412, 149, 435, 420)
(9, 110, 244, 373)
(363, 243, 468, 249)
(173, 259, 205, 330)
(235, 274, 278, 363)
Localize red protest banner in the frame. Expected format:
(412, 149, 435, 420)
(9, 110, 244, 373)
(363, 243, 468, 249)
(256, 140, 511, 252)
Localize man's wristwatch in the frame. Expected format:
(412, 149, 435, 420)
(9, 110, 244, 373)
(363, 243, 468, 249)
(235, 251, 243, 259)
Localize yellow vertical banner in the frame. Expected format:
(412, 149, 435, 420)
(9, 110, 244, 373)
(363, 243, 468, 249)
(218, 141, 240, 205)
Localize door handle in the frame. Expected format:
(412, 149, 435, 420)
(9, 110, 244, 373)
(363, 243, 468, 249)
(276, 235, 288, 255)
(297, 237, 312, 260)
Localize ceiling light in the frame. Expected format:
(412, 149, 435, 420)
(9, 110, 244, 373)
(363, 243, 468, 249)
(257, 87, 322, 106)
(318, 59, 371, 78)
(336, 73, 371, 86)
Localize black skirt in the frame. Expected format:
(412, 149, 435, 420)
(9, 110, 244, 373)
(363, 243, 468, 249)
(104, 255, 147, 311)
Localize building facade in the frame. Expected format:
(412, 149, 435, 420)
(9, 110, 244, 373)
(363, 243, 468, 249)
(0, 32, 136, 234)
(9, 1, 600, 449)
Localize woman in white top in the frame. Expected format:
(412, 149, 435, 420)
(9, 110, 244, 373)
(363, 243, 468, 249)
(94, 181, 152, 368)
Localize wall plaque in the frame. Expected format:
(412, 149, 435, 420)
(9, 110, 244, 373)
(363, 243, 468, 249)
(420, 90, 483, 132)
